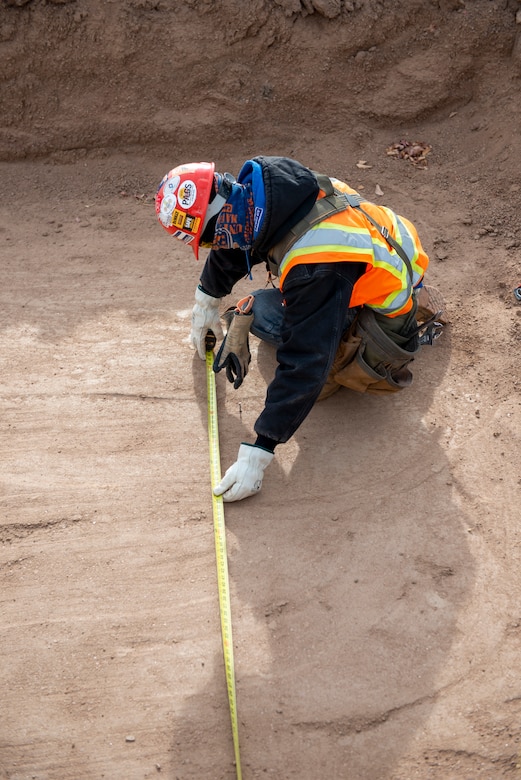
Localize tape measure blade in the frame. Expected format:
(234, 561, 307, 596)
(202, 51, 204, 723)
(206, 348, 242, 780)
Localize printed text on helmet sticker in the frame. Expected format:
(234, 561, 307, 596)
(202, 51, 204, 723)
(178, 180, 197, 209)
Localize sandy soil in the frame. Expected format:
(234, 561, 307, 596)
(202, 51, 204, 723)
(1, 1, 521, 778)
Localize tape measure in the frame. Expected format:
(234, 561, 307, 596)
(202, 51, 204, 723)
(205, 332, 242, 780)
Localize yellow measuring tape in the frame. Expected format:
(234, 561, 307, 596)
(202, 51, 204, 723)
(205, 333, 242, 780)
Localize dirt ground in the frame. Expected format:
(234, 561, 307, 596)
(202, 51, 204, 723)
(1, 1, 521, 778)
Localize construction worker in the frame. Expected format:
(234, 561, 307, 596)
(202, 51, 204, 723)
(156, 157, 444, 502)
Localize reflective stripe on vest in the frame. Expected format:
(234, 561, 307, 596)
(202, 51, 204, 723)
(278, 195, 428, 317)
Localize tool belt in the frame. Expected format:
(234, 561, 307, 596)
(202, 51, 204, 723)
(319, 306, 422, 398)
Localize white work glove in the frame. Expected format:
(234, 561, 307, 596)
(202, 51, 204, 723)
(190, 286, 224, 360)
(214, 443, 274, 502)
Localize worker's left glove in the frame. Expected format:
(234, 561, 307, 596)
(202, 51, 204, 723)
(213, 443, 274, 502)
(190, 286, 224, 360)
(213, 295, 254, 389)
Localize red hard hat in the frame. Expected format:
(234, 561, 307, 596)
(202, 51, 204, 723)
(155, 162, 215, 259)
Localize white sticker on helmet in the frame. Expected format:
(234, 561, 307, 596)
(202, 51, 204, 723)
(159, 192, 177, 226)
(164, 175, 180, 195)
(178, 180, 197, 210)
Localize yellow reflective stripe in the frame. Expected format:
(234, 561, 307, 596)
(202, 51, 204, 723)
(394, 213, 426, 280)
(369, 253, 412, 313)
(301, 220, 373, 241)
(286, 242, 372, 260)
(371, 250, 410, 283)
(279, 240, 373, 278)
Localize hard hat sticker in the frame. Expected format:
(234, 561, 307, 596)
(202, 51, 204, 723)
(172, 229, 194, 245)
(172, 210, 201, 234)
(164, 175, 180, 195)
(172, 209, 187, 228)
(159, 193, 177, 226)
(184, 214, 200, 234)
(178, 180, 197, 210)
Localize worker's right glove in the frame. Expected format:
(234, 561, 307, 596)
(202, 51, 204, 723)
(213, 295, 254, 389)
(190, 286, 224, 360)
(213, 443, 274, 502)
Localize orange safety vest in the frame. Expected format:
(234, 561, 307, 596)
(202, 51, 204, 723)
(275, 178, 429, 318)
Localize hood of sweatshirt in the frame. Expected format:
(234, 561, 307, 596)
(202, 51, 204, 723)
(238, 156, 320, 261)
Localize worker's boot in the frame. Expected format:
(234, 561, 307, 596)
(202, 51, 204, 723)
(415, 285, 448, 325)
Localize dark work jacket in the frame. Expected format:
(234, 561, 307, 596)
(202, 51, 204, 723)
(199, 156, 365, 446)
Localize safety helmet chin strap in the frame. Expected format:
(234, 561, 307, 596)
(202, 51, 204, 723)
(202, 172, 235, 232)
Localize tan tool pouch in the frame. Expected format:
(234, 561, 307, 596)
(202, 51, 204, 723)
(331, 307, 420, 395)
